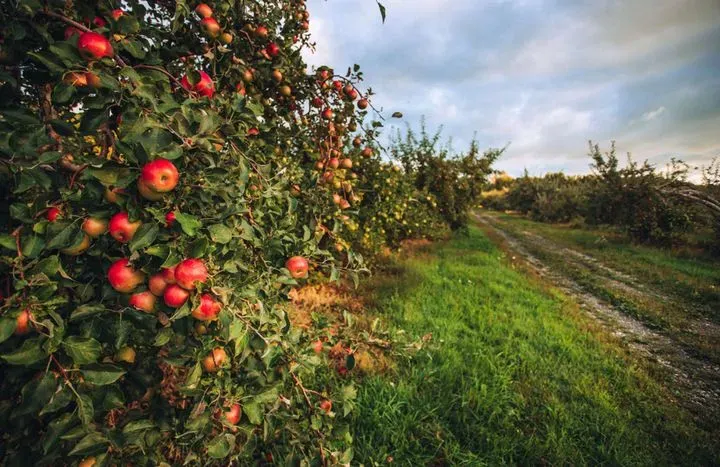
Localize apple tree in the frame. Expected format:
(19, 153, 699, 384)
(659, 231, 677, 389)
(0, 0, 379, 464)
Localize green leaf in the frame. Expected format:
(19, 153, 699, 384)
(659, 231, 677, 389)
(377, 1, 387, 23)
(46, 222, 80, 250)
(76, 393, 94, 427)
(43, 414, 76, 454)
(63, 336, 102, 365)
(129, 223, 158, 252)
(52, 82, 75, 104)
(68, 432, 109, 456)
(81, 363, 126, 385)
(21, 234, 45, 258)
(244, 401, 262, 425)
(122, 39, 146, 59)
(0, 233, 15, 250)
(153, 328, 173, 346)
(208, 224, 233, 244)
(183, 362, 202, 390)
(122, 419, 156, 434)
(207, 433, 235, 459)
(70, 304, 105, 321)
(175, 212, 202, 236)
(0, 318, 16, 344)
(1, 337, 47, 365)
(14, 373, 56, 417)
(32, 255, 61, 277)
(40, 386, 73, 415)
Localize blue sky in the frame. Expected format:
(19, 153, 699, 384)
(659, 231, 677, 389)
(304, 0, 720, 177)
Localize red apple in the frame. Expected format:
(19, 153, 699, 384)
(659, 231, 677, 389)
(362, 147, 373, 158)
(319, 400, 332, 414)
(165, 211, 176, 227)
(108, 258, 145, 293)
(200, 17, 221, 38)
(255, 25, 268, 38)
(311, 97, 323, 108)
(192, 293, 222, 321)
(357, 99, 368, 110)
(85, 72, 102, 88)
(346, 89, 358, 101)
(110, 9, 124, 21)
(328, 158, 340, 169)
(164, 284, 190, 307)
(137, 179, 165, 201)
(109, 212, 142, 243)
(247, 127, 259, 136)
(141, 158, 179, 193)
(352, 137, 362, 148)
(202, 347, 228, 372)
(162, 266, 177, 284)
(341, 158, 353, 169)
(149, 273, 168, 296)
(77, 32, 113, 60)
(92, 16, 107, 28)
(82, 217, 108, 238)
(129, 291, 156, 312)
(318, 69, 330, 81)
(175, 258, 208, 290)
(322, 108, 333, 120)
(332, 80, 342, 91)
(224, 403, 242, 425)
(15, 309, 32, 335)
(265, 42, 280, 57)
(181, 71, 215, 98)
(236, 82, 246, 95)
(195, 3, 213, 18)
(286, 256, 309, 279)
(312, 340, 323, 354)
(46, 207, 62, 222)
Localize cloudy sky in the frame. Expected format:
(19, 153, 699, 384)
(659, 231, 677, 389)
(304, 0, 720, 177)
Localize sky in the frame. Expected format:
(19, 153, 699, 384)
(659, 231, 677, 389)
(303, 0, 720, 177)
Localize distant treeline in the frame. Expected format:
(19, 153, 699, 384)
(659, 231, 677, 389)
(482, 142, 720, 250)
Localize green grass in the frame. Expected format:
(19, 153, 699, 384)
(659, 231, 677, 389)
(352, 226, 717, 465)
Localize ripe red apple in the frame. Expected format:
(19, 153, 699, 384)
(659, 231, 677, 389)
(164, 284, 190, 307)
(77, 32, 113, 60)
(318, 69, 330, 81)
(319, 400, 332, 414)
(322, 171, 334, 183)
(195, 3, 213, 18)
(181, 71, 215, 98)
(224, 403, 242, 425)
(175, 258, 208, 290)
(137, 179, 165, 201)
(358, 99, 368, 110)
(300, 20, 309, 30)
(332, 80, 342, 91)
(91, 16, 107, 28)
(311, 97, 323, 108)
(163, 266, 177, 284)
(362, 147, 373, 158)
(352, 137, 362, 148)
(129, 291, 156, 312)
(286, 256, 309, 279)
(110, 9, 124, 21)
(165, 211, 176, 227)
(149, 273, 168, 296)
(192, 293, 222, 321)
(15, 309, 32, 335)
(141, 158, 179, 193)
(82, 217, 107, 238)
(255, 25, 268, 38)
(346, 89, 358, 101)
(247, 127, 259, 136)
(236, 82, 246, 95)
(61, 234, 91, 256)
(328, 158, 340, 169)
(265, 42, 280, 57)
(322, 108, 333, 120)
(109, 212, 141, 243)
(46, 207, 62, 222)
(341, 158, 353, 169)
(203, 347, 228, 372)
(108, 258, 145, 293)
(200, 17, 221, 38)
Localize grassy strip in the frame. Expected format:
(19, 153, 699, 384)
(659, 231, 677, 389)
(352, 226, 717, 465)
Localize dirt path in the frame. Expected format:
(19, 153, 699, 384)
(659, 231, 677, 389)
(473, 212, 720, 427)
